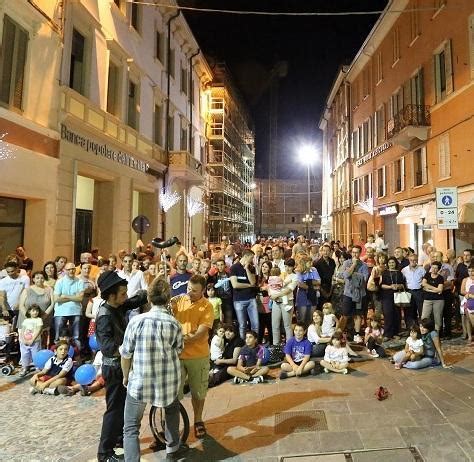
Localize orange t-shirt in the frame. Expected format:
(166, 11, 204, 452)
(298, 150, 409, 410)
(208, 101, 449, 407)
(173, 295, 214, 360)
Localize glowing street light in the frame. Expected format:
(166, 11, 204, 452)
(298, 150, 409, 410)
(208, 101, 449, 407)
(298, 144, 317, 237)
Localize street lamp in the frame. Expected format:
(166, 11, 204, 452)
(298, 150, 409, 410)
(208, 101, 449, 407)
(299, 144, 317, 238)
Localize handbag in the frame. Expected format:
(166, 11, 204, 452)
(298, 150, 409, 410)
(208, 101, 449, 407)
(394, 291, 412, 306)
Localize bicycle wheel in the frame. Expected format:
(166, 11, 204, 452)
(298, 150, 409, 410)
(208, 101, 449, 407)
(149, 402, 190, 445)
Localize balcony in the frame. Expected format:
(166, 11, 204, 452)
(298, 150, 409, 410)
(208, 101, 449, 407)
(168, 150, 204, 186)
(387, 104, 431, 149)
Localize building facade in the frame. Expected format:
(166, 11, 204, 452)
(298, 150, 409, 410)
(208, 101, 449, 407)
(321, 0, 474, 254)
(207, 63, 255, 244)
(255, 178, 322, 238)
(0, 0, 211, 265)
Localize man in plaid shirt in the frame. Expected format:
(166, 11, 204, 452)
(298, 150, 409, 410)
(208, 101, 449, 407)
(120, 279, 186, 461)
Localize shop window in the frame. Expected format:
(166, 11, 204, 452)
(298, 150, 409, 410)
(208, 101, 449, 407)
(413, 146, 427, 186)
(69, 28, 86, 96)
(0, 15, 28, 110)
(0, 197, 25, 265)
(434, 40, 453, 102)
(106, 61, 121, 117)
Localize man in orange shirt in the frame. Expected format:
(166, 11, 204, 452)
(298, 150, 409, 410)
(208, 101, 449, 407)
(172, 274, 214, 439)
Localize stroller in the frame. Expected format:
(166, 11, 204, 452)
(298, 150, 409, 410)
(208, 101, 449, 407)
(0, 321, 20, 376)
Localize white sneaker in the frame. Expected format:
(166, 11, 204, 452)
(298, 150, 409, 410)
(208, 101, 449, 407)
(233, 377, 243, 384)
(353, 334, 362, 344)
(251, 376, 265, 384)
(42, 387, 57, 395)
(342, 368, 348, 374)
(29, 386, 39, 395)
(371, 349, 379, 358)
(323, 367, 329, 373)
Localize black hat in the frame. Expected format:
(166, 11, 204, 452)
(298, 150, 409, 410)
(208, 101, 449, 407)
(97, 270, 127, 293)
(285, 258, 296, 267)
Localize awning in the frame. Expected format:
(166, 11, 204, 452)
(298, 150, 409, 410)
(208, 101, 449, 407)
(458, 191, 474, 223)
(396, 202, 436, 225)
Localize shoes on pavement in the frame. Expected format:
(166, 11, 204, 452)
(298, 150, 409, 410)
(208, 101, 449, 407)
(80, 385, 91, 396)
(166, 444, 189, 461)
(279, 371, 288, 380)
(57, 385, 75, 396)
(18, 368, 28, 377)
(233, 376, 244, 384)
(29, 386, 39, 395)
(342, 368, 348, 374)
(251, 376, 265, 384)
(323, 367, 329, 374)
(104, 454, 124, 462)
(394, 363, 401, 370)
(42, 387, 58, 395)
(370, 349, 379, 358)
(148, 439, 166, 452)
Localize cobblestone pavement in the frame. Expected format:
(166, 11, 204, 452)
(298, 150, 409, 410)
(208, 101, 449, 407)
(1, 338, 474, 462)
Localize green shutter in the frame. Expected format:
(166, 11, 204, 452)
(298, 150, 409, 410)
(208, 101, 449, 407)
(0, 17, 16, 105)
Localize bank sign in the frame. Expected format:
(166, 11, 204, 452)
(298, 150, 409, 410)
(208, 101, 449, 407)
(61, 124, 149, 173)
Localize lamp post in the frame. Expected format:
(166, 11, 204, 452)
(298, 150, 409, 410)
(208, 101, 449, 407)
(299, 144, 317, 238)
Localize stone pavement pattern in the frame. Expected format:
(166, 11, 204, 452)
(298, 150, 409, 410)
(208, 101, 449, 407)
(1, 341, 474, 462)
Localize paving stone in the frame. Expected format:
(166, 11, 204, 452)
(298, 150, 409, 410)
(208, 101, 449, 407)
(319, 430, 364, 452)
(358, 428, 406, 449)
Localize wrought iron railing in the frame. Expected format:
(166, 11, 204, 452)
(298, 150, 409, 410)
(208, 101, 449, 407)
(388, 104, 431, 138)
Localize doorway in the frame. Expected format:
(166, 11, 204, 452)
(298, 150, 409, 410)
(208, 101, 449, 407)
(74, 209, 93, 263)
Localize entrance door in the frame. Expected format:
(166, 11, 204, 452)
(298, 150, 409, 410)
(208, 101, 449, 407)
(74, 209, 93, 263)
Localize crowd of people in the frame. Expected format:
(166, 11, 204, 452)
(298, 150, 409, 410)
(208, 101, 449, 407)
(0, 233, 471, 461)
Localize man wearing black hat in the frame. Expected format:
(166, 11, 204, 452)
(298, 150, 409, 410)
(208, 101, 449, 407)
(96, 270, 147, 462)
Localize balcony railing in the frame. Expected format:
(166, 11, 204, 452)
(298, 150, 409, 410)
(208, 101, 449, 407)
(388, 104, 431, 139)
(169, 150, 203, 176)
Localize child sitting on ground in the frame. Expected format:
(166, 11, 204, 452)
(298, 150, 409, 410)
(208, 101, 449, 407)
(321, 302, 337, 338)
(395, 326, 424, 369)
(320, 331, 349, 374)
(268, 267, 288, 306)
(18, 304, 43, 377)
(227, 330, 269, 384)
(280, 322, 316, 379)
(210, 323, 225, 364)
(364, 313, 385, 358)
(50, 328, 80, 360)
(30, 340, 73, 395)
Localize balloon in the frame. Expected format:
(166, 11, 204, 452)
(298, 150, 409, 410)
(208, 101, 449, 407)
(261, 346, 270, 365)
(89, 334, 99, 351)
(68, 345, 75, 358)
(74, 364, 97, 385)
(33, 349, 54, 369)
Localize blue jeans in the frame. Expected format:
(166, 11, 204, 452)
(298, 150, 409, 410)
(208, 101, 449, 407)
(124, 393, 180, 461)
(54, 315, 81, 350)
(392, 351, 440, 369)
(234, 298, 259, 339)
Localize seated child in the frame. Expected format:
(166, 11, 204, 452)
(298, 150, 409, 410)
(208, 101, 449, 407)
(307, 310, 331, 357)
(210, 324, 225, 363)
(18, 304, 43, 377)
(227, 330, 269, 384)
(395, 326, 424, 369)
(320, 331, 349, 374)
(50, 328, 80, 360)
(321, 302, 337, 337)
(268, 267, 287, 305)
(57, 350, 105, 396)
(29, 340, 73, 395)
(364, 313, 385, 358)
(280, 322, 316, 379)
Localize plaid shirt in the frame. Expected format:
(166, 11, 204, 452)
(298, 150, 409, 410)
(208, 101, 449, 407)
(120, 306, 183, 407)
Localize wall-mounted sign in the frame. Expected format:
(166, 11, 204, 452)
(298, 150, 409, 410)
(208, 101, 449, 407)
(379, 204, 398, 216)
(355, 142, 393, 167)
(60, 124, 149, 173)
(436, 187, 458, 229)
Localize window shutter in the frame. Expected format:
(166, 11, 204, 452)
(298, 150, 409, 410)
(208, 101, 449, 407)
(421, 146, 427, 184)
(434, 54, 441, 103)
(383, 166, 386, 196)
(439, 134, 450, 178)
(444, 39, 453, 95)
(369, 173, 372, 199)
(373, 111, 378, 146)
(401, 156, 405, 190)
(0, 17, 16, 105)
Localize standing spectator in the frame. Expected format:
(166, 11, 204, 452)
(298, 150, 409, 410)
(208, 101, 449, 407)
(75, 252, 100, 280)
(121, 279, 186, 461)
(170, 253, 191, 297)
(339, 246, 369, 343)
(54, 256, 68, 278)
(315, 244, 336, 308)
(224, 245, 236, 268)
(256, 261, 272, 345)
(15, 245, 33, 275)
(433, 250, 455, 338)
(53, 263, 84, 350)
(271, 246, 286, 273)
(364, 234, 377, 252)
(172, 275, 214, 440)
(118, 255, 147, 298)
(460, 264, 474, 343)
(42, 261, 58, 289)
(401, 254, 425, 326)
(230, 250, 258, 339)
(455, 249, 472, 337)
(295, 255, 321, 326)
(374, 231, 388, 253)
(95, 271, 147, 462)
(0, 261, 30, 326)
(191, 257, 201, 275)
(394, 247, 409, 270)
(421, 261, 445, 332)
(209, 259, 233, 324)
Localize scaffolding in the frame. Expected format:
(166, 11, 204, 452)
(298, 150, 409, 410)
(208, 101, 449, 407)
(207, 66, 255, 244)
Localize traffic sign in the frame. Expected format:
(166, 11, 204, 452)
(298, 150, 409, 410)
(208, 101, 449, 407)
(436, 187, 457, 209)
(436, 208, 458, 229)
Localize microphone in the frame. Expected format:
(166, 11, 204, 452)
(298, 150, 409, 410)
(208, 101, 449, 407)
(152, 236, 179, 249)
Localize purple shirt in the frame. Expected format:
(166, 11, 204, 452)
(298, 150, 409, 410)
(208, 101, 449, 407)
(284, 337, 312, 363)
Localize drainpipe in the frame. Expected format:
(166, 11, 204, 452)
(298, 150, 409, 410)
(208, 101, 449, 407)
(162, 10, 180, 239)
(188, 49, 200, 156)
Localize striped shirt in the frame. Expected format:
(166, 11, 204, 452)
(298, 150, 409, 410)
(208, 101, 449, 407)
(120, 306, 183, 407)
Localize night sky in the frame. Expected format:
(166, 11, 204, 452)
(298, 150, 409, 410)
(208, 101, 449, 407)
(179, 0, 389, 178)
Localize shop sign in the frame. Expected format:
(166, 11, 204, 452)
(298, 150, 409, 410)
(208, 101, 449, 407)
(355, 142, 392, 167)
(379, 205, 398, 216)
(60, 124, 149, 173)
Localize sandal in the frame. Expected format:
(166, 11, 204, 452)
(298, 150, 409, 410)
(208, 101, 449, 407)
(194, 421, 207, 439)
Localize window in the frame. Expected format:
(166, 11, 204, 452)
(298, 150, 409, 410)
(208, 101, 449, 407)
(69, 28, 86, 95)
(362, 174, 371, 201)
(0, 197, 25, 265)
(180, 64, 188, 95)
(410, 0, 420, 44)
(352, 79, 360, 109)
(352, 130, 359, 158)
(291, 216, 295, 223)
(167, 114, 174, 150)
(438, 134, 451, 178)
(413, 146, 427, 186)
(434, 40, 453, 102)
(376, 52, 383, 84)
(394, 157, 405, 192)
(0, 15, 28, 110)
(390, 88, 403, 119)
(353, 178, 360, 203)
(127, 78, 139, 130)
(362, 67, 371, 98)
(168, 48, 175, 78)
(362, 120, 369, 154)
(375, 105, 386, 145)
(377, 167, 386, 198)
(106, 61, 120, 116)
(409, 69, 424, 106)
(154, 104, 163, 146)
(180, 119, 187, 151)
(155, 30, 163, 62)
(392, 27, 401, 65)
(131, 3, 140, 32)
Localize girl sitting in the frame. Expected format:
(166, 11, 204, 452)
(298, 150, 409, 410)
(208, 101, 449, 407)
(227, 330, 269, 384)
(394, 326, 424, 369)
(321, 302, 337, 337)
(29, 340, 73, 395)
(320, 331, 349, 374)
(18, 304, 43, 377)
(364, 313, 385, 358)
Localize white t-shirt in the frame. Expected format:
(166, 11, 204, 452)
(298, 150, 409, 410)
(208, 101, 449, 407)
(118, 270, 147, 297)
(0, 275, 30, 310)
(307, 324, 321, 344)
(406, 337, 423, 353)
(20, 317, 43, 342)
(210, 335, 224, 361)
(321, 313, 337, 337)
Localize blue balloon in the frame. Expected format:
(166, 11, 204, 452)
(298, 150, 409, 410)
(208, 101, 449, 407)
(89, 334, 99, 351)
(68, 345, 75, 358)
(33, 349, 54, 369)
(74, 364, 97, 385)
